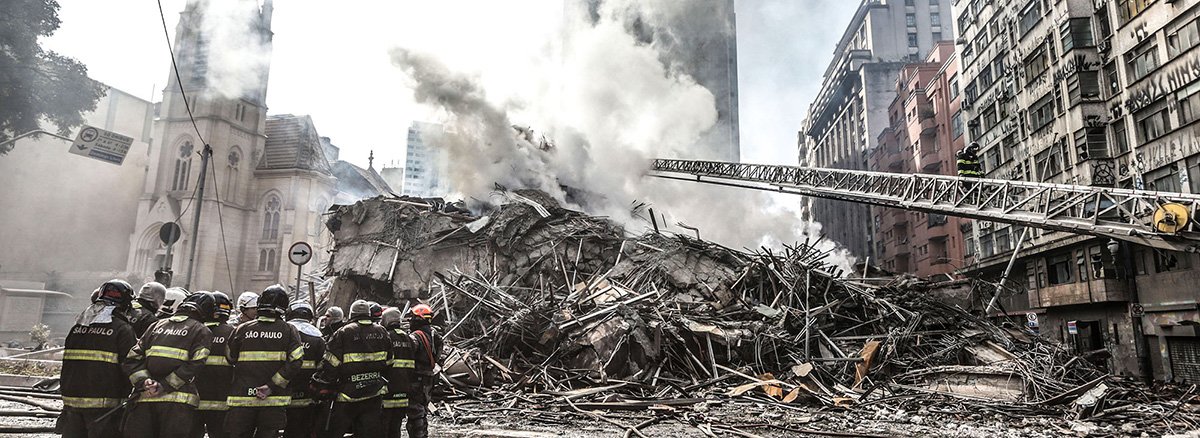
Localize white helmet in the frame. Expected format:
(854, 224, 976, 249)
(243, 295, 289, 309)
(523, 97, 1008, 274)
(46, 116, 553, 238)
(159, 287, 189, 317)
(237, 291, 259, 310)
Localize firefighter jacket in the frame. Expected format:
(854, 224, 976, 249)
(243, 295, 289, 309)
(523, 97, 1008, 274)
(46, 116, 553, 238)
(286, 319, 326, 407)
(319, 320, 392, 402)
(129, 300, 158, 337)
(123, 313, 213, 407)
(195, 321, 235, 411)
(956, 150, 983, 177)
(61, 307, 139, 409)
(383, 326, 415, 409)
(410, 325, 443, 378)
(225, 316, 304, 408)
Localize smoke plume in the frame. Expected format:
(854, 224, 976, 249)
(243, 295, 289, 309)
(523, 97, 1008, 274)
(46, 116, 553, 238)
(388, 1, 852, 269)
(192, 0, 271, 101)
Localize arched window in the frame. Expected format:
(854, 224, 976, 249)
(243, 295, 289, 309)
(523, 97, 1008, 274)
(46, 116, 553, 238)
(258, 248, 276, 271)
(172, 141, 194, 191)
(262, 195, 281, 240)
(226, 148, 241, 201)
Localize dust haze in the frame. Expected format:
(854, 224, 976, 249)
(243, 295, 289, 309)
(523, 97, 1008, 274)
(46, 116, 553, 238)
(389, 0, 853, 269)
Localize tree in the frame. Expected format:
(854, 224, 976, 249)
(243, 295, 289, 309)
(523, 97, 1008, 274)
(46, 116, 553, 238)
(0, 0, 106, 154)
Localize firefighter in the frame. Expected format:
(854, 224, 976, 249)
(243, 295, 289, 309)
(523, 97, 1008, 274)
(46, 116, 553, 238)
(319, 306, 345, 338)
(130, 282, 167, 336)
(123, 291, 215, 438)
(224, 285, 304, 438)
(283, 302, 326, 438)
(956, 142, 983, 178)
(381, 307, 415, 438)
(157, 287, 189, 318)
(190, 292, 235, 438)
(57, 280, 139, 438)
(407, 303, 442, 438)
(315, 299, 392, 438)
(369, 302, 384, 324)
(229, 292, 259, 326)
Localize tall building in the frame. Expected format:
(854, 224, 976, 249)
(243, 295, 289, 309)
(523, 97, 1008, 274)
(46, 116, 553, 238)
(800, 0, 957, 261)
(953, 0, 1200, 381)
(869, 41, 968, 278)
(566, 0, 740, 162)
(393, 121, 450, 198)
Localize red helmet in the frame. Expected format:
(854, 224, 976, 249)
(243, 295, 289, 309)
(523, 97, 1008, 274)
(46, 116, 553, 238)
(410, 304, 434, 321)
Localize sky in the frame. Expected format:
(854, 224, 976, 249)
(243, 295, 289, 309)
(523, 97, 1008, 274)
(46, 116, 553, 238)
(42, 0, 859, 171)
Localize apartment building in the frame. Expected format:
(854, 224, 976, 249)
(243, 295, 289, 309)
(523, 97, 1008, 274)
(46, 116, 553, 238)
(953, 0, 1200, 381)
(801, 0, 957, 260)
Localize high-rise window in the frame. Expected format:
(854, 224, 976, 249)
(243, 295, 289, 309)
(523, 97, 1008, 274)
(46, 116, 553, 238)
(172, 141, 193, 191)
(1116, 0, 1154, 26)
(931, 13, 940, 27)
(1060, 18, 1094, 52)
(907, 14, 916, 27)
(952, 110, 963, 138)
(1126, 43, 1159, 81)
(1168, 18, 1200, 57)
(1137, 108, 1170, 142)
(908, 33, 919, 47)
(1018, 1, 1042, 36)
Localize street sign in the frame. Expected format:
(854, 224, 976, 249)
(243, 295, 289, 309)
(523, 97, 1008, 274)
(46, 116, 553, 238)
(1026, 312, 1038, 324)
(68, 125, 134, 165)
(289, 241, 313, 266)
(159, 222, 182, 245)
(1067, 320, 1078, 335)
(1130, 303, 1146, 318)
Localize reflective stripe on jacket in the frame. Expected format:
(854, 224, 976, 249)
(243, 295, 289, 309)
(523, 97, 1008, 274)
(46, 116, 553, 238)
(61, 314, 138, 409)
(122, 314, 213, 406)
(225, 316, 304, 408)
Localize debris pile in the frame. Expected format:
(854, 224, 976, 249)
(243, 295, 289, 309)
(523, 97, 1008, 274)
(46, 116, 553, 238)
(325, 191, 1200, 436)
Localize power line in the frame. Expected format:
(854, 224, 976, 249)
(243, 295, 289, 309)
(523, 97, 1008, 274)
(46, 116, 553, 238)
(206, 155, 238, 293)
(156, 0, 206, 146)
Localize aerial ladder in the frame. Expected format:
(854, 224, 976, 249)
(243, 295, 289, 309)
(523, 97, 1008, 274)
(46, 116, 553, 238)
(648, 158, 1200, 253)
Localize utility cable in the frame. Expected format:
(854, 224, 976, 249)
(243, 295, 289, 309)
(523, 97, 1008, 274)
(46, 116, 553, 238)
(206, 155, 237, 293)
(156, 0, 206, 146)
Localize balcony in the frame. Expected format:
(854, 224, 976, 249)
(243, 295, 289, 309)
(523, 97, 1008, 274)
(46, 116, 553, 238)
(919, 117, 938, 137)
(1029, 279, 1130, 308)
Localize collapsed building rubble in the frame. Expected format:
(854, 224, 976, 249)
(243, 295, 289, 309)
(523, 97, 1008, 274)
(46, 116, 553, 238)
(324, 191, 1200, 437)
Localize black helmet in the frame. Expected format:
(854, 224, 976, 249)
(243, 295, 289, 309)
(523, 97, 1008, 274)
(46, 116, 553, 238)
(96, 279, 134, 308)
(179, 291, 215, 319)
(286, 302, 315, 321)
(212, 291, 233, 322)
(369, 302, 383, 323)
(258, 284, 289, 316)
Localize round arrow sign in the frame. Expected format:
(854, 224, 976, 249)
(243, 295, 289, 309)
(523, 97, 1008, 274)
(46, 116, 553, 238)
(159, 222, 182, 245)
(289, 241, 313, 266)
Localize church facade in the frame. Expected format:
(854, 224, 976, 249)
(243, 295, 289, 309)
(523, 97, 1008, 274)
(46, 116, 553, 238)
(125, 0, 345, 294)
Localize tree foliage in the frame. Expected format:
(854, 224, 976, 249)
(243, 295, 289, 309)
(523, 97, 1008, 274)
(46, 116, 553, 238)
(0, 0, 107, 154)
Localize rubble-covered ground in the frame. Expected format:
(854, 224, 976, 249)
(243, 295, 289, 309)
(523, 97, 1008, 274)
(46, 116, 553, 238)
(319, 191, 1200, 437)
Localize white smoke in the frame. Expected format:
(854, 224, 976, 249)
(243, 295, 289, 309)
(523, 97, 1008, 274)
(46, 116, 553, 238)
(193, 0, 271, 101)
(388, 1, 852, 270)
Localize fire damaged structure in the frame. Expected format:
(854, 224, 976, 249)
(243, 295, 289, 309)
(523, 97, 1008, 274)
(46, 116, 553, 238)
(317, 190, 1200, 436)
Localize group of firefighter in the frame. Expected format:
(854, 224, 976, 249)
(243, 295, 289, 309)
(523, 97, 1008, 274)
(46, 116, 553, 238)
(57, 279, 443, 438)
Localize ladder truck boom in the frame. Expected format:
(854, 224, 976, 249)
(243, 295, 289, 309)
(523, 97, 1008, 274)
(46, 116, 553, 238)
(648, 158, 1200, 253)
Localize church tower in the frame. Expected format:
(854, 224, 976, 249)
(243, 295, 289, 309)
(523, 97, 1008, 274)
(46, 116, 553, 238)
(127, 0, 276, 292)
